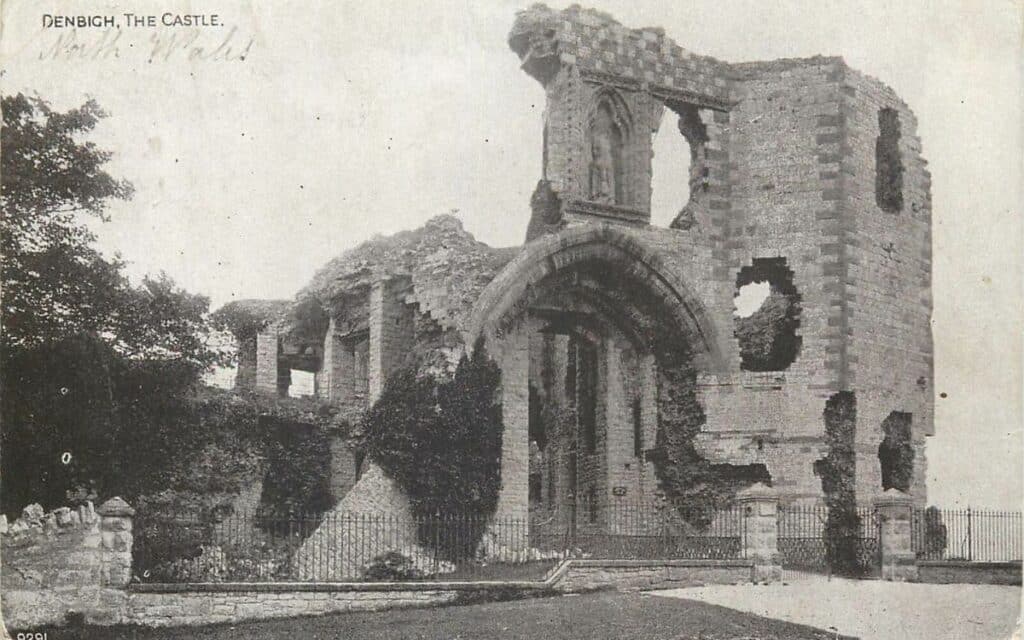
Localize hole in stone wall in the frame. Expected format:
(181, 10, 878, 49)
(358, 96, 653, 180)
(878, 411, 914, 492)
(650, 110, 693, 227)
(733, 258, 802, 371)
(650, 104, 706, 228)
(875, 107, 904, 213)
(733, 281, 771, 318)
(288, 369, 315, 398)
(710, 462, 772, 489)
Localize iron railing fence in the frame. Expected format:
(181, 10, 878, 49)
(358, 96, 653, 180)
(134, 500, 746, 583)
(532, 499, 747, 561)
(133, 510, 551, 584)
(911, 508, 1022, 562)
(776, 504, 880, 576)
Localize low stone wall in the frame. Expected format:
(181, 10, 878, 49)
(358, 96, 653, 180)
(917, 561, 1022, 586)
(127, 584, 461, 626)
(1, 498, 134, 629)
(124, 559, 756, 626)
(2, 493, 774, 630)
(553, 559, 755, 592)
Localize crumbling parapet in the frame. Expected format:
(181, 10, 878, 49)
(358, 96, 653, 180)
(735, 483, 782, 582)
(874, 489, 918, 581)
(1, 498, 134, 627)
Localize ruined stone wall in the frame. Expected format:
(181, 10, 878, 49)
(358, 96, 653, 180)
(509, 7, 932, 509)
(689, 59, 850, 504)
(511, 4, 732, 229)
(316, 317, 337, 402)
(1, 500, 133, 629)
(235, 335, 258, 390)
(492, 322, 531, 526)
(693, 60, 932, 505)
(368, 278, 415, 402)
(838, 67, 933, 504)
(255, 327, 280, 395)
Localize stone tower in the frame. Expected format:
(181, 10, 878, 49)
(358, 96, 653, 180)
(508, 5, 933, 506)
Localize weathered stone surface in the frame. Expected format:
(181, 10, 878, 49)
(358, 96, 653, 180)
(917, 561, 1022, 586)
(98, 496, 135, 518)
(292, 464, 454, 580)
(1, 497, 134, 628)
(228, 3, 932, 579)
(127, 590, 460, 627)
(21, 503, 45, 525)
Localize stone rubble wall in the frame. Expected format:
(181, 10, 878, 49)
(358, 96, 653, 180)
(1, 498, 134, 628)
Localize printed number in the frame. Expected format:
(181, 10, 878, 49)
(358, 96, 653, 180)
(61, 452, 72, 464)
(17, 633, 47, 640)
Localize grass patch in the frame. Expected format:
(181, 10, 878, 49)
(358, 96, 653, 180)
(13, 591, 854, 639)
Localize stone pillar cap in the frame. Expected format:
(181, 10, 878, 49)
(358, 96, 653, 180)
(873, 488, 914, 506)
(97, 496, 135, 517)
(736, 482, 777, 501)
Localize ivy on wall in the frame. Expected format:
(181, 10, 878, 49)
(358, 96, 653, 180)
(813, 391, 865, 575)
(257, 417, 334, 521)
(131, 390, 341, 521)
(878, 411, 914, 492)
(359, 342, 504, 520)
(648, 341, 770, 526)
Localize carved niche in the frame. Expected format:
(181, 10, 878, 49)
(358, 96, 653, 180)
(585, 90, 633, 206)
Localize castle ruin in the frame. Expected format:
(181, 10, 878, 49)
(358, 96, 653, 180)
(228, 5, 933, 558)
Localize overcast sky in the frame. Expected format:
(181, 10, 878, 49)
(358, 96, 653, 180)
(2, 0, 1021, 509)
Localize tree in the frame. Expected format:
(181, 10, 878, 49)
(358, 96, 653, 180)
(1, 94, 223, 514)
(359, 343, 503, 557)
(2, 94, 132, 348)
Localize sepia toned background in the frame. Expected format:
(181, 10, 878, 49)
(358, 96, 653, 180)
(1, 0, 1020, 509)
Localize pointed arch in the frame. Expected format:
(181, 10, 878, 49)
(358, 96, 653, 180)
(467, 225, 726, 375)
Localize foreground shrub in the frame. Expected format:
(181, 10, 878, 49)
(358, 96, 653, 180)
(362, 551, 422, 581)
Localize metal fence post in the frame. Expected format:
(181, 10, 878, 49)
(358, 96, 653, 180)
(966, 506, 972, 562)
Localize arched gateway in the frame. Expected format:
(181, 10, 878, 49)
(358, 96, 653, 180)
(467, 224, 727, 529)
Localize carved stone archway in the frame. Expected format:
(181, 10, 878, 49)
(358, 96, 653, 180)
(467, 225, 725, 535)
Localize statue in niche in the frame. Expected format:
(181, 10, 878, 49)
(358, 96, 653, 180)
(589, 132, 616, 203)
(588, 103, 624, 204)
